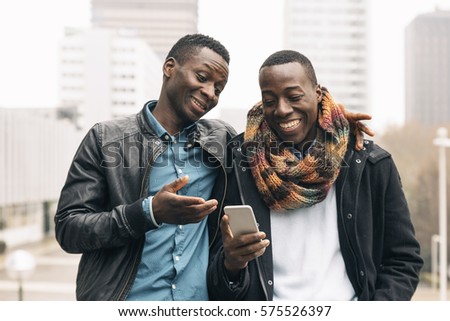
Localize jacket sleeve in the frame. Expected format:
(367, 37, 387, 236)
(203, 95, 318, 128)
(54, 125, 155, 254)
(372, 158, 423, 300)
(207, 243, 251, 300)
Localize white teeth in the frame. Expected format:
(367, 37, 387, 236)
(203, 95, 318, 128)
(279, 120, 300, 129)
(192, 97, 206, 110)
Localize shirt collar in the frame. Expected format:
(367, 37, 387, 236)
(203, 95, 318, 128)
(144, 101, 197, 141)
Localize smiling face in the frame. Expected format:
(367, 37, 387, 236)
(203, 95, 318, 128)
(156, 47, 229, 134)
(259, 62, 322, 150)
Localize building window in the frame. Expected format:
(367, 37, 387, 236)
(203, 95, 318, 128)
(0, 202, 41, 229)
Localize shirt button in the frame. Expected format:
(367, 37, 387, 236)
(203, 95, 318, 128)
(175, 256, 180, 262)
(164, 134, 170, 140)
(356, 159, 361, 164)
(347, 213, 353, 219)
(177, 169, 183, 174)
(172, 284, 176, 289)
(360, 271, 365, 277)
(178, 225, 183, 230)
(268, 280, 273, 286)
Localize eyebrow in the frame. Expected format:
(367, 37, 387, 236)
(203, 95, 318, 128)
(199, 63, 229, 83)
(261, 86, 304, 94)
(285, 85, 304, 91)
(201, 60, 229, 75)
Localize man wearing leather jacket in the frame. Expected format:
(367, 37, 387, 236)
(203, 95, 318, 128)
(55, 34, 236, 300)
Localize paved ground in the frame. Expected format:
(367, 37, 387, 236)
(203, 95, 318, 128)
(0, 237, 448, 301)
(0, 237, 79, 301)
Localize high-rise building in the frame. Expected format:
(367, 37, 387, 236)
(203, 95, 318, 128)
(283, 0, 369, 112)
(91, 0, 198, 60)
(58, 28, 162, 132)
(405, 10, 450, 126)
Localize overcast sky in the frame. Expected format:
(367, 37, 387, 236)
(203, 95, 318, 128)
(1, 0, 450, 132)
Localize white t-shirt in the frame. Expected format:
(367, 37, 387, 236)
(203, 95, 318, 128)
(271, 186, 356, 300)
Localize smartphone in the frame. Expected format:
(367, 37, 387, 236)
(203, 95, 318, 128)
(224, 205, 259, 236)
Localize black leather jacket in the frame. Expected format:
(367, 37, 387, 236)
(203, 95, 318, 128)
(55, 103, 236, 300)
(208, 133, 423, 301)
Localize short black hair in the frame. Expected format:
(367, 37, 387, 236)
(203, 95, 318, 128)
(166, 34, 230, 65)
(260, 50, 317, 86)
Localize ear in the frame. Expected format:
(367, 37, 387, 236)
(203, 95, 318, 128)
(163, 57, 176, 78)
(315, 85, 323, 103)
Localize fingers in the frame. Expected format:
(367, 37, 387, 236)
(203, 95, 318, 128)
(350, 112, 372, 121)
(357, 122, 375, 137)
(344, 110, 374, 142)
(223, 236, 270, 272)
(221, 214, 267, 244)
(220, 214, 234, 240)
(183, 199, 218, 221)
(232, 237, 269, 258)
(343, 108, 372, 123)
(237, 242, 270, 262)
(221, 213, 269, 272)
(163, 198, 217, 224)
(174, 194, 207, 207)
(354, 132, 363, 151)
(353, 121, 375, 151)
(162, 175, 190, 193)
(152, 179, 218, 224)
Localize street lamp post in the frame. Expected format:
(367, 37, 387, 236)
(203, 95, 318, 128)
(5, 249, 36, 301)
(433, 127, 450, 301)
(431, 234, 440, 291)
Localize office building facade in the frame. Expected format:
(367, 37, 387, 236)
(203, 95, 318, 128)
(405, 10, 450, 126)
(58, 28, 162, 131)
(284, 0, 369, 112)
(91, 0, 198, 60)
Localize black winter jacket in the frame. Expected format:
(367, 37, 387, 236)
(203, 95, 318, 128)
(208, 133, 423, 301)
(55, 103, 236, 300)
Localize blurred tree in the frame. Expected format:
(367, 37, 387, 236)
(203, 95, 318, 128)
(376, 122, 450, 278)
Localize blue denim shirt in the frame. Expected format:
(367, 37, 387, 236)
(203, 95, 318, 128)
(126, 101, 219, 300)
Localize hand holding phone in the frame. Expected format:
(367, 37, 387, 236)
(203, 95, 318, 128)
(224, 205, 259, 236)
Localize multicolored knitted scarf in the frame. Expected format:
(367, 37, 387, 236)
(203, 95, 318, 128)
(244, 87, 349, 211)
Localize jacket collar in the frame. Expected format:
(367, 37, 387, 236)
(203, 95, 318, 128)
(136, 101, 230, 164)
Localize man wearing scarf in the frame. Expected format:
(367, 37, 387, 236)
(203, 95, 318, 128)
(207, 50, 423, 301)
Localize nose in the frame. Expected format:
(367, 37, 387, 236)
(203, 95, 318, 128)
(200, 83, 216, 101)
(274, 99, 292, 118)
